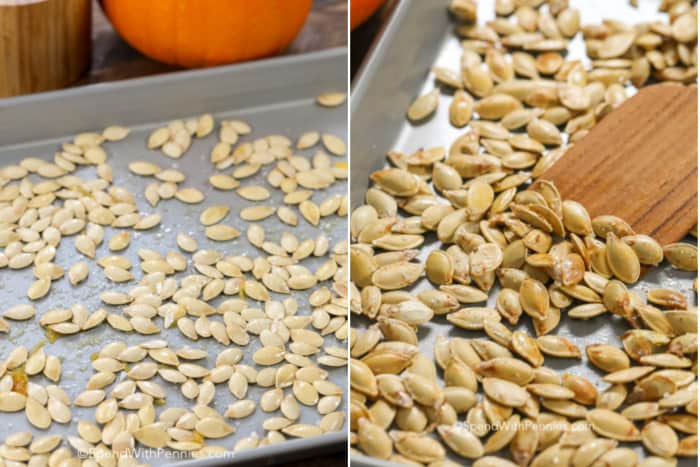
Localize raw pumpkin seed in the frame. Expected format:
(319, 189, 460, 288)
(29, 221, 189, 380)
(316, 92, 346, 107)
(3, 304, 35, 321)
(175, 188, 204, 204)
(321, 133, 346, 156)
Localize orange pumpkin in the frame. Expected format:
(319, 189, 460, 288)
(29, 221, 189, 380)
(102, 0, 313, 68)
(351, 0, 385, 30)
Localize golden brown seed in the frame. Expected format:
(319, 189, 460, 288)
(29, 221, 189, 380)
(475, 93, 522, 120)
(426, 250, 454, 285)
(623, 234, 664, 265)
(562, 200, 592, 235)
(407, 89, 440, 122)
(482, 378, 528, 407)
(606, 233, 641, 284)
(587, 409, 640, 441)
(370, 168, 419, 197)
(519, 278, 549, 319)
(512, 330, 544, 367)
(371, 262, 423, 290)
(663, 242, 697, 271)
(357, 418, 392, 459)
(527, 118, 562, 145)
(437, 424, 484, 459)
(599, 32, 636, 59)
(391, 430, 446, 463)
(464, 66, 493, 97)
(450, 90, 474, 128)
(536, 335, 581, 358)
(586, 343, 630, 373)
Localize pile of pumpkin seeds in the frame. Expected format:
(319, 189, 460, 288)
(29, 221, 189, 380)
(350, 1, 697, 465)
(410, 0, 696, 138)
(0, 94, 348, 465)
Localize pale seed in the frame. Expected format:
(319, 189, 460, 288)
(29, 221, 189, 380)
(407, 89, 440, 122)
(316, 92, 346, 107)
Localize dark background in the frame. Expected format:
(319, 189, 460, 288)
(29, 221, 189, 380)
(83, 0, 348, 85)
(350, 0, 398, 79)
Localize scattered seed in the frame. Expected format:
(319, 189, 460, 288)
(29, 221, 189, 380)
(103, 125, 130, 141)
(316, 92, 346, 107)
(3, 304, 35, 321)
(200, 206, 230, 226)
(321, 133, 346, 156)
(175, 188, 205, 204)
(407, 89, 440, 122)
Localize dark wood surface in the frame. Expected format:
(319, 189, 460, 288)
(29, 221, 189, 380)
(79, 0, 347, 86)
(80, 2, 348, 467)
(540, 84, 698, 246)
(350, 0, 398, 80)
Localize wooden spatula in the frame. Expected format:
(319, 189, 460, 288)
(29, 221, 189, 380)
(538, 84, 698, 246)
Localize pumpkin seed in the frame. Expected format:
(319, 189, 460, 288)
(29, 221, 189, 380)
(175, 188, 205, 204)
(103, 125, 130, 141)
(483, 378, 528, 407)
(437, 424, 484, 459)
(241, 206, 275, 221)
(641, 421, 679, 457)
(536, 335, 581, 358)
(128, 161, 160, 176)
(663, 242, 698, 271)
(0, 392, 27, 412)
(26, 397, 51, 429)
(586, 343, 630, 373)
(27, 278, 51, 300)
(606, 233, 641, 283)
(587, 408, 641, 441)
(132, 424, 170, 448)
(407, 89, 440, 122)
(3, 304, 35, 321)
(321, 133, 346, 156)
(196, 417, 235, 438)
(316, 92, 346, 107)
(450, 90, 474, 127)
(205, 224, 240, 241)
(108, 231, 130, 252)
(209, 173, 239, 190)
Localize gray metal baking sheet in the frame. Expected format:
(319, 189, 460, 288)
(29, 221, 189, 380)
(350, 1, 696, 466)
(0, 47, 348, 466)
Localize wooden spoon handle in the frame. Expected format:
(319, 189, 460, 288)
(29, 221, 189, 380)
(539, 84, 697, 245)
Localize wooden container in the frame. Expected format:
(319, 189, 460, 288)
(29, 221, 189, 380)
(0, 0, 91, 98)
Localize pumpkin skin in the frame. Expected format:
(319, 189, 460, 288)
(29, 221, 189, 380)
(351, 0, 384, 30)
(102, 0, 313, 68)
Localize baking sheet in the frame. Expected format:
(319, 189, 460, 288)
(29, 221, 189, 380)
(350, 1, 696, 466)
(0, 48, 348, 466)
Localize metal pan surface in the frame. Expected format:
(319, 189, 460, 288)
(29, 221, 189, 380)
(350, 2, 695, 466)
(0, 47, 348, 466)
